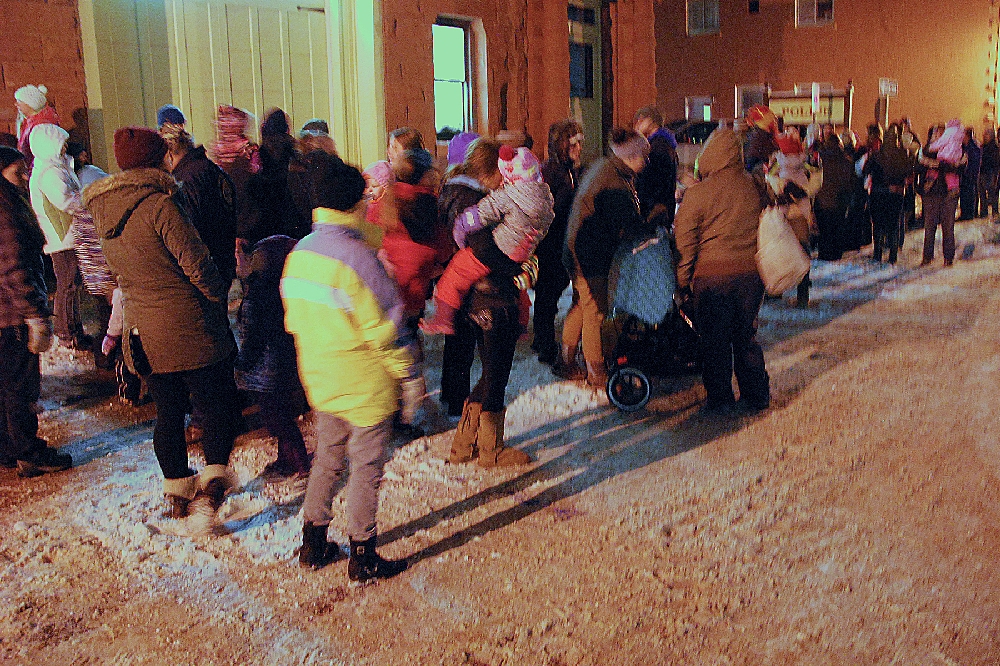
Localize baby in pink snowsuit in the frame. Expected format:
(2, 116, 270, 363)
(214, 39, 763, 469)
(927, 119, 964, 190)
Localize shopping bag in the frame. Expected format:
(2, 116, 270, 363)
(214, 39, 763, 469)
(756, 205, 810, 296)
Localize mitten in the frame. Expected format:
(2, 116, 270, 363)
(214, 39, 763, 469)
(26, 317, 54, 354)
(400, 376, 426, 425)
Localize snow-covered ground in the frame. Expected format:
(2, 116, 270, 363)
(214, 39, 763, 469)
(2, 220, 1000, 664)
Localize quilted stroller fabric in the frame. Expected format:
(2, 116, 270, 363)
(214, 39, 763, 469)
(609, 227, 677, 325)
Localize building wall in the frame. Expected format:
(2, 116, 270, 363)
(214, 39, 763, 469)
(0, 0, 89, 145)
(380, 0, 656, 160)
(655, 0, 999, 136)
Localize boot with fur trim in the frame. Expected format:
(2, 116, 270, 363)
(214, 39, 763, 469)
(477, 410, 531, 468)
(448, 400, 482, 463)
(163, 474, 197, 519)
(187, 465, 233, 536)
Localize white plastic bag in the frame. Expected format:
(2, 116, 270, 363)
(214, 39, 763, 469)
(756, 205, 811, 296)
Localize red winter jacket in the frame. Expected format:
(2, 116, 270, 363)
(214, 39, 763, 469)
(370, 181, 440, 316)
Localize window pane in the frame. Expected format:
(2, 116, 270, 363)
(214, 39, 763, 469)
(432, 24, 467, 82)
(817, 0, 833, 21)
(569, 42, 594, 99)
(434, 80, 467, 133)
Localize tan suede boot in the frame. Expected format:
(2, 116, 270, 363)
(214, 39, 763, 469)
(585, 360, 608, 389)
(477, 410, 531, 468)
(553, 344, 586, 380)
(449, 400, 482, 463)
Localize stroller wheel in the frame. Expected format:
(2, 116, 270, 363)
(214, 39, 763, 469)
(607, 367, 651, 412)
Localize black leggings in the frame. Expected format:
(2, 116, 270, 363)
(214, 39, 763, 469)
(146, 361, 239, 479)
(467, 308, 519, 413)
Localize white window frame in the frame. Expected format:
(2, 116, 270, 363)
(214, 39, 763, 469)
(687, 0, 720, 36)
(795, 0, 834, 27)
(433, 20, 474, 136)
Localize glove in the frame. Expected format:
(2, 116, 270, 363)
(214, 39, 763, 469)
(400, 377, 426, 426)
(26, 317, 54, 354)
(102, 334, 120, 357)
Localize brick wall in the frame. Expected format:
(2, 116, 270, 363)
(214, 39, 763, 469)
(654, 0, 998, 134)
(0, 0, 89, 146)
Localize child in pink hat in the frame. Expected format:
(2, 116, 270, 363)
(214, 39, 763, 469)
(420, 146, 555, 335)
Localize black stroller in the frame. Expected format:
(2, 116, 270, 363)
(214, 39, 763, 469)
(605, 229, 700, 412)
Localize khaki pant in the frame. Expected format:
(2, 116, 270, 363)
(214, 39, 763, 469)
(562, 275, 608, 370)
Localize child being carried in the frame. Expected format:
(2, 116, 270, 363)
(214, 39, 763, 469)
(420, 146, 555, 335)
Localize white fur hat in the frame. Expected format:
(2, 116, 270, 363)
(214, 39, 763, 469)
(15, 84, 48, 112)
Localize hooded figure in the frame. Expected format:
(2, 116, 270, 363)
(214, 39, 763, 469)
(674, 128, 770, 414)
(28, 124, 91, 346)
(14, 85, 61, 167)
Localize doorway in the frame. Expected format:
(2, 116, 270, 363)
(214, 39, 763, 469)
(569, 0, 603, 165)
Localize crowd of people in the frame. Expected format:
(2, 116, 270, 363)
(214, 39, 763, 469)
(1, 81, 992, 581)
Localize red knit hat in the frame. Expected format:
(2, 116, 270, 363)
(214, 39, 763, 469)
(113, 126, 168, 170)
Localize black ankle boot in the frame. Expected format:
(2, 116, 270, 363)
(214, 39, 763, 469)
(348, 536, 407, 583)
(300, 522, 344, 569)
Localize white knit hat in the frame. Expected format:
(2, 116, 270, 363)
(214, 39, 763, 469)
(14, 84, 48, 112)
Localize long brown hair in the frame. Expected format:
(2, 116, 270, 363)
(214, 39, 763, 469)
(389, 127, 424, 151)
(447, 137, 501, 182)
(547, 118, 583, 165)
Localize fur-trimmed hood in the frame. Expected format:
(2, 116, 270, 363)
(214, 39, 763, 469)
(83, 168, 178, 240)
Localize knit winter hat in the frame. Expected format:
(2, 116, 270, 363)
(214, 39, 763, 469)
(114, 126, 168, 170)
(300, 118, 329, 136)
(498, 145, 542, 184)
(363, 160, 394, 189)
(447, 132, 480, 166)
(261, 108, 290, 138)
(14, 85, 48, 112)
(156, 104, 186, 128)
(0, 146, 26, 172)
(746, 104, 778, 135)
(310, 152, 365, 212)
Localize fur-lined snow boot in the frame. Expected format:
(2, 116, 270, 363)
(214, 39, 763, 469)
(477, 409, 531, 468)
(449, 400, 482, 463)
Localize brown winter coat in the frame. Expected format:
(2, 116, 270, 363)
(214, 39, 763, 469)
(674, 128, 764, 291)
(564, 155, 645, 282)
(83, 168, 233, 374)
(0, 178, 50, 328)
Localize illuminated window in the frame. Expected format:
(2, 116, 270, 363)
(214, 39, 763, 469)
(433, 21, 472, 138)
(796, 0, 833, 27)
(687, 0, 720, 36)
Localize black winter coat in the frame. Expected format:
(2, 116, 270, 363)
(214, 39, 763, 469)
(172, 146, 238, 282)
(565, 156, 645, 281)
(0, 178, 49, 328)
(635, 128, 677, 227)
(538, 158, 579, 265)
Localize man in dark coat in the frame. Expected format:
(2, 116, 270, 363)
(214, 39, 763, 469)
(564, 128, 650, 387)
(0, 146, 72, 477)
(978, 127, 1000, 221)
(633, 106, 678, 228)
(959, 127, 981, 220)
(164, 129, 238, 284)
